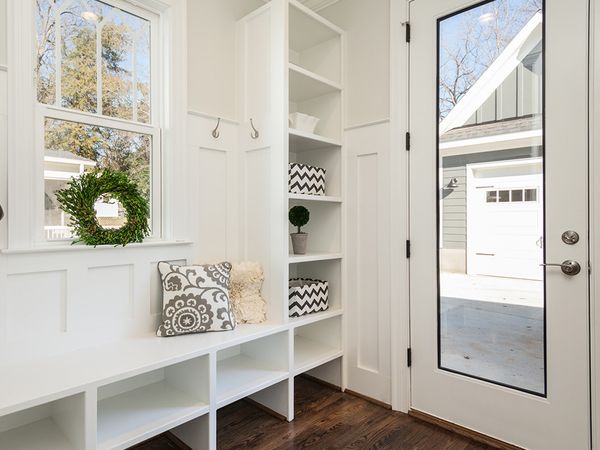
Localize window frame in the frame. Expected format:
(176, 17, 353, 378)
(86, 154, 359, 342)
(33, 0, 163, 244)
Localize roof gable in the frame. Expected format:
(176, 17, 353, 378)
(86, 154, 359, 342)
(439, 12, 543, 135)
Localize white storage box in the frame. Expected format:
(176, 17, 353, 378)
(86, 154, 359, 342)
(289, 112, 320, 134)
(289, 162, 326, 196)
(289, 278, 329, 317)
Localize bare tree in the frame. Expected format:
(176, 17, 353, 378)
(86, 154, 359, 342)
(439, 0, 542, 120)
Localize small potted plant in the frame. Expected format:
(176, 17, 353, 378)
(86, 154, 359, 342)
(289, 205, 310, 255)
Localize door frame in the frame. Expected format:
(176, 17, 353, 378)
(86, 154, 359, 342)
(390, 0, 600, 444)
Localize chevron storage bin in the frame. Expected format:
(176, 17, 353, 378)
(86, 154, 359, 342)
(288, 163, 326, 196)
(289, 278, 329, 317)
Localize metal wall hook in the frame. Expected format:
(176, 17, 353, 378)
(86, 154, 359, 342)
(250, 118, 260, 139)
(212, 118, 221, 139)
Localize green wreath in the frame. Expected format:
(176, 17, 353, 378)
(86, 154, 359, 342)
(56, 169, 150, 246)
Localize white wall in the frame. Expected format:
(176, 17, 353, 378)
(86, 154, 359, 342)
(0, 0, 6, 66)
(318, 0, 394, 405)
(0, 0, 193, 364)
(187, 0, 264, 119)
(320, 0, 390, 127)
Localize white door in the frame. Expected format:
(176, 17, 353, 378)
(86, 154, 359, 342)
(409, 0, 590, 448)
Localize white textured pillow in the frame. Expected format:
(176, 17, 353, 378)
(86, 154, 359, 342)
(229, 262, 267, 324)
(157, 261, 236, 337)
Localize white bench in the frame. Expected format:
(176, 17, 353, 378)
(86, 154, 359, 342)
(0, 312, 343, 450)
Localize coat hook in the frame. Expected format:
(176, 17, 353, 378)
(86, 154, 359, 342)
(250, 118, 260, 139)
(212, 118, 221, 139)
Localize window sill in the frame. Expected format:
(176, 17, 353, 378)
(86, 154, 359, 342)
(0, 240, 193, 255)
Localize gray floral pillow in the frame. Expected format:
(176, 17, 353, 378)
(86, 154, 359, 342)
(157, 261, 236, 337)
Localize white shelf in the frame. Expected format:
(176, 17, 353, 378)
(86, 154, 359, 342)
(294, 335, 342, 376)
(289, 128, 341, 152)
(289, 0, 342, 52)
(289, 63, 341, 103)
(216, 355, 289, 408)
(97, 381, 209, 450)
(289, 252, 342, 264)
(289, 308, 343, 327)
(289, 193, 342, 203)
(0, 418, 77, 450)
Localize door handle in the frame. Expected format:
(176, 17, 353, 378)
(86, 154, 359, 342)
(540, 260, 581, 276)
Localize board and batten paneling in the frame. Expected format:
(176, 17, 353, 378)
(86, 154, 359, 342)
(345, 120, 391, 404)
(187, 112, 239, 264)
(0, 245, 193, 365)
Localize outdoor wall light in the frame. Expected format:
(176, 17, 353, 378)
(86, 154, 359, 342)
(447, 178, 460, 189)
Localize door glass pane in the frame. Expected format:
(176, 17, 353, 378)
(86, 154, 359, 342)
(438, 0, 545, 395)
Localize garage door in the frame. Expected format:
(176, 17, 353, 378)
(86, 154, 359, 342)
(466, 159, 543, 280)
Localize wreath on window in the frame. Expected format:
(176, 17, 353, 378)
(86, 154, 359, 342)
(55, 169, 150, 246)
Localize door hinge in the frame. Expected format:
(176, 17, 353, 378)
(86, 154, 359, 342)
(404, 22, 411, 43)
(406, 239, 411, 258)
(407, 348, 412, 367)
(405, 132, 411, 151)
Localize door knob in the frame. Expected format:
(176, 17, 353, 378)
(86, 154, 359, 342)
(540, 260, 581, 276)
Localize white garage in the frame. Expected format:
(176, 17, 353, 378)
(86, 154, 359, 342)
(466, 158, 543, 281)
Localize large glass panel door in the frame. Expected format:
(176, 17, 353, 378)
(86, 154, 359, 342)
(408, 0, 590, 448)
(437, 0, 545, 396)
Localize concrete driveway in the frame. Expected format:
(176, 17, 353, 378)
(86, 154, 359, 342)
(439, 273, 544, 394)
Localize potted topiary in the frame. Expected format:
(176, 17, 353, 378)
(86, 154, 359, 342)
(289, 205, 310, 255)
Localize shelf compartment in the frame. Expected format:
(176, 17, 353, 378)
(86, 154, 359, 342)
(216, 331, 289, 408)
(288, 201, 341, 255)
(289, 259, 343, 319)
(290, 145, 342, 196)
(289, 64, 341, 103)
(0, 394, 85, 450)
(289, 0, 342, 53)
(289, 128, 341, 152)
(97, 356, 209, 450)
(294, 316, 342, 375)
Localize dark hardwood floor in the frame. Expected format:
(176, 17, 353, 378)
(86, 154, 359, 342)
(132, 377, 494, 450)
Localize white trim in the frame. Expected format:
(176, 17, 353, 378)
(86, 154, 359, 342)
(439, 13, 543, 134)
(389, 0, 410, 413)
(187, 110, 240, 125)
(590, 0, 600, 446)
(0, 239, 192, 255)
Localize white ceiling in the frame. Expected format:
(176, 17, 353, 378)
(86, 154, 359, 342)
(263, 0, 341, 12)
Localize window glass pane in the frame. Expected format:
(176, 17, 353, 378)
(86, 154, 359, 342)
(438, 0, 545, 395)
(525, 188, 537, 201)
(511, 189, 523, 202)
(35, 0, 57, 104)
(101, 5, 151, 122)
(44, 118, 151, 241)
(35, 0, 151, 123)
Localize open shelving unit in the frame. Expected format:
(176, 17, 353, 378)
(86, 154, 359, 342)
(0, 393, 86, 450)
(96, 356, 210, 450)
(216, 332, 289, 408)
(0, 2, 346, 450)
(293, 316, 342, 375)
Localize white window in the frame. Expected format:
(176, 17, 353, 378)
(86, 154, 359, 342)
(35, 0, 161, 241)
